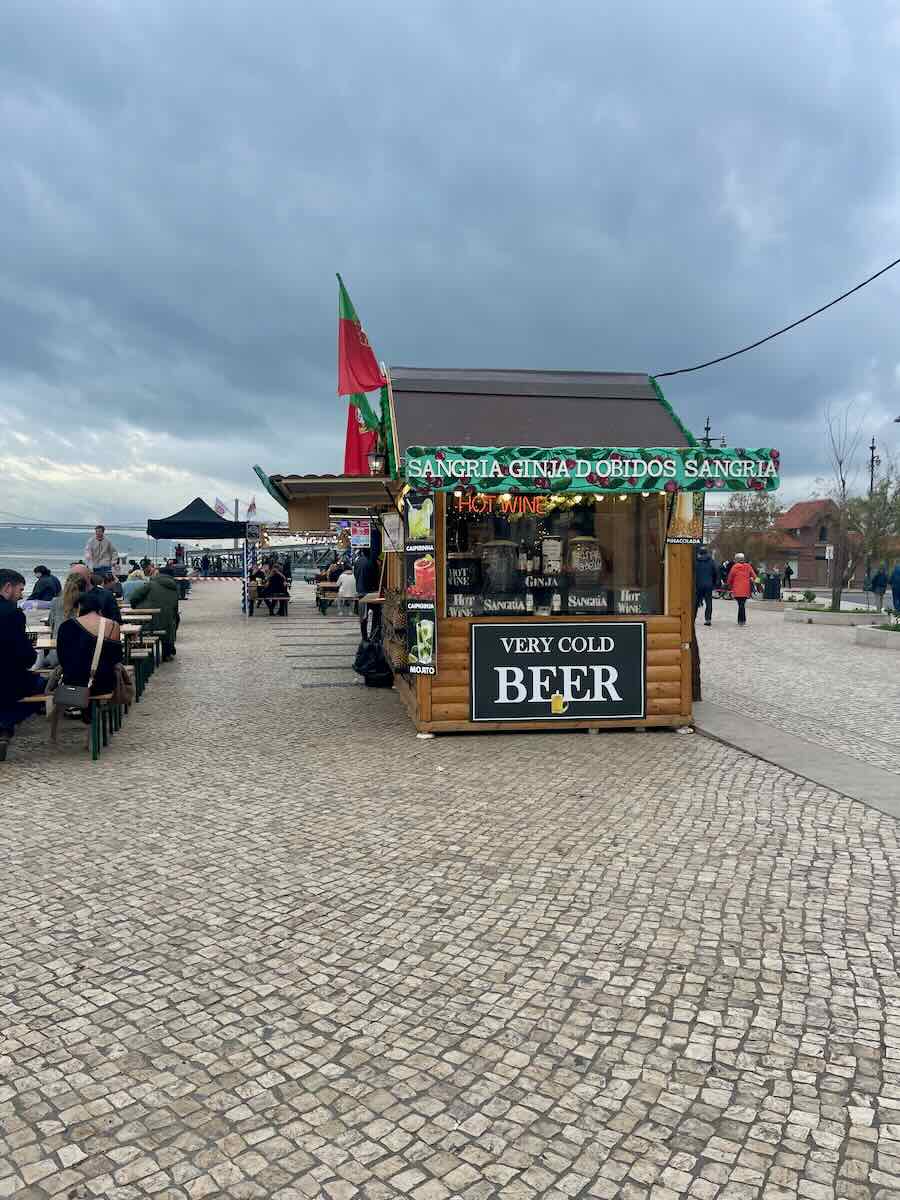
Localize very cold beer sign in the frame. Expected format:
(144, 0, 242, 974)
(470, 621, 646, 722)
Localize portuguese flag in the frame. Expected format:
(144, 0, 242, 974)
(343, 398, 378, 475)
(337, 274, 383, 395)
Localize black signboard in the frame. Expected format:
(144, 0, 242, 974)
(471, 621, 646, 722)
(404, 494, 437, 675)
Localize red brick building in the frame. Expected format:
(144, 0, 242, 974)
(774, 500, 862, 587)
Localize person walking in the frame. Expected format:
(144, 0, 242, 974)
(783, 563, 794, 589)
(354, 547, 380, 639)
(871, 564, 888, 613)
(694, 544, 718, 626)
(200, 553, 210, 578)
(84, 525, 118, 578)
(890, 562, 900, 615)
(725, 553, 757, 626)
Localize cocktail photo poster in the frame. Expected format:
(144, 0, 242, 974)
(404, 493, 437, 675)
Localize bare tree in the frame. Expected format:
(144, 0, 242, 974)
(824, 402, 864, 611)
(712, 492, 783, 566)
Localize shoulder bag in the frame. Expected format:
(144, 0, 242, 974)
(55, 617, 107, 709)
(111, 663, 135, 706)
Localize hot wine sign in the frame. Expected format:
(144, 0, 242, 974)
(470, 621, 646, 722)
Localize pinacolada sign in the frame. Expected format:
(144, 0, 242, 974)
(405, 445, 780, 495)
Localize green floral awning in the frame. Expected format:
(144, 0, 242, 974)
(403, 446, 780, 494)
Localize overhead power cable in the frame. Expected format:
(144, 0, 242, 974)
(654, 254, 900, 379)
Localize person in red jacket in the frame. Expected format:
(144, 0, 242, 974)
(725, 553, 757, 625)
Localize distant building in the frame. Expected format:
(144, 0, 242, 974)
(702, 506, 724, 544)
(774, 500, 862, 587)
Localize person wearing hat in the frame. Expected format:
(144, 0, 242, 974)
(725, 553, 757, 626)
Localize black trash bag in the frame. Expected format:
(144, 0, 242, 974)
(364, 659, 394, 688)
(353, 639, 394, 687)
(353, 639, 378, 676)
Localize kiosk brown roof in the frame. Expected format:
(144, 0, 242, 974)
(388, 368, 695, 452)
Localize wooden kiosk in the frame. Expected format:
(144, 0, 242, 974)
(264, 368, 779, 735)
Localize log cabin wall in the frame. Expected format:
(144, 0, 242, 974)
(412, 492, 694, 733)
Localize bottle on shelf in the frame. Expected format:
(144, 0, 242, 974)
(526, 542, 534, 574)
(551, 591, 561, 614)
(525, 588, 535, 614)
(518, 541, 527, 572)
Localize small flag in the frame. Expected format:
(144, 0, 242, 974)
(247, 496, 257, 517)
(343, 401, 378, 475)
(337, 274, 384, 395)
(214, 497, 227, 516)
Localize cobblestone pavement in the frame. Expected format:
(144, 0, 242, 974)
(2, 584, 900, 1199)
(697, 600, 900, 776)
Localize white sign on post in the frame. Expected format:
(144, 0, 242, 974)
(825, 543, 834, 560)
(246, 523, 260, 543)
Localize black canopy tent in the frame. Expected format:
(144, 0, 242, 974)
(146, 497, 247, 540)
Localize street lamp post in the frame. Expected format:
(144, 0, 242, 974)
(865, 436, 882, 595)
(700, 416, 727, 449)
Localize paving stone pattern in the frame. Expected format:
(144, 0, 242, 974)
(2, 585, 900, 1198)
(698, 600, 900, 777)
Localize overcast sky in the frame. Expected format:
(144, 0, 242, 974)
(3, 0, 900, 525)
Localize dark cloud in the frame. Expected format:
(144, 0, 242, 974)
(2, 0, 900, 521)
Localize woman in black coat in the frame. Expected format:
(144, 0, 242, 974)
(57, 591, 123, 720)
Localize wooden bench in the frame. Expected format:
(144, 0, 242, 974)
(16, 690, 121, 760)
(315, 583, 341, 614)
(129, 648, 154, 696)
(248, 593, 291, 616)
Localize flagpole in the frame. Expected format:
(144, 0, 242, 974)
(382, 364, 401, 475)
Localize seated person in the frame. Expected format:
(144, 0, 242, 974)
(122, 568, 146, 603)
(0, 568, 45, 759)
(337, 566, 357, 612)
(56, 591, 123, 722)
(261, 562, 288, 615)
(319, 555, 346, 584)
(30, 564, 62, 601)
(51, 573, 88, 632)
(127, 566, 179, 659)
(104, 572, 124, 599)
(68, 563, 122, 622)
(248, 565, 267, 611)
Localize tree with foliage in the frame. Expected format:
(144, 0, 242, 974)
(711, 492, 783, 566)
(847, 461, 900, 578)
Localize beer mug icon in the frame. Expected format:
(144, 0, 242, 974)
(550, 692, 569, 715)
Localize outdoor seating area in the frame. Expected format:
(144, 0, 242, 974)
(2, 576, 184, 763)
(16, 601, 178, 760)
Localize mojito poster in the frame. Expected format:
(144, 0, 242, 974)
(404, 493, 438, 676)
